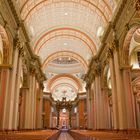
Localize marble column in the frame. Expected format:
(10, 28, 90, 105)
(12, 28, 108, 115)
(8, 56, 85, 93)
(69, 108, 72, 128)
(0, 65, 11, 129)
(5, 48, 19, 129)
(19, 87, 29, 129)
(94, 75, 104, 129)
(24, 74, 36, 129)
(87, 85, 94, 129)
(134, 92, 140, 129)
(78, 99, 85, 128)
(36, 88, 43, 129)
(113, 48, 127, 129)
(108, 54, 119, 129)
(44, 99, 51, 128)
(12, 56, 22, 129)
(57, 109, 60, 127)
(122, 66, 136, 129)
(76, 112, 79, 128)
(101, 88, 111, 129)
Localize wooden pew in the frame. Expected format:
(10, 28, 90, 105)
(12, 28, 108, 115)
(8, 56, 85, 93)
(0, 130, 60, 140)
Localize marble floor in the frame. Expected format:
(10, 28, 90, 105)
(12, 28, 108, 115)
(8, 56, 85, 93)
(57, 132, 75, 140)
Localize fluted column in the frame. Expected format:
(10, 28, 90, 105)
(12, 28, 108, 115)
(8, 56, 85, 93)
(24, 69, 36, 129)
(108, 49, 119, 129)
(76, 111, 79, 128)
(0, 65, 11, 129)
(19, 87, 28, 129)
(5, 46, 19, 129)
(110, 38, 136, 129)
(44, 99, 51, 128)
(69, 108, 72, 128)
(57, 109, 60, 127)
(121, 66, 136, 129)
(87, 84, 94, 129)
(113, 44, 127, 129)
(94, 75, 102, 129)
(36, 88, 43, 128)
(12, 56, 22, 129)
(78, 99, 85, 128)
(24, 75, 32, 129)
(134, 91, 140, 129)
(30, 74, 36, 128)
(101, 88, 111, 129)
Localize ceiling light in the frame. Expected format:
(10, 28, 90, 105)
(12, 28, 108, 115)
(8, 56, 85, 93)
(64, 43, 67, 45)
(64, 12, 68, 16)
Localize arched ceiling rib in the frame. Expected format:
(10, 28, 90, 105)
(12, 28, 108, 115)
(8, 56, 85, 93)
(23, 1, 113, 48)
(42, 51, 88, 75)
(47, 74, 82, 91)
(18, 0, 115, 21)
(34, 28, 97, 55)
(39, 37, 92, 65)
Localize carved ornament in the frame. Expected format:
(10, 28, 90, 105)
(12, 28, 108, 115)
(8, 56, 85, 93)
(135, 0, 140, 12)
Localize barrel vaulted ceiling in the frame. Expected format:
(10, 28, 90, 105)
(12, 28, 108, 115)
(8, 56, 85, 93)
(15, 0, 117, 101)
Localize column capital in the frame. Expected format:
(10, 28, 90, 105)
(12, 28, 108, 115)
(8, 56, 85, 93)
(134, 0, 140, 13)
(112, 38, 119, 51)
(94, 59, 102, 76)
(107, 48, 113, 59)
(13, 36, 25, 58)
(29, 58, 36, 75)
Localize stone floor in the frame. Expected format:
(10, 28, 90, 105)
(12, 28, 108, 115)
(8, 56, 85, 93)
(57, 132, 75, 140)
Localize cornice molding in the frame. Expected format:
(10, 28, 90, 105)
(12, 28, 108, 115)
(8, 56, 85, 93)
(0, 64, 12, 69)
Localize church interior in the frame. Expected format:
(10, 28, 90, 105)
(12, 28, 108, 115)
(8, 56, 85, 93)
(0, 0, 140, 139)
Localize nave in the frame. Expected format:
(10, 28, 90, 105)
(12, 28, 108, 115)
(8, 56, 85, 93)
(0, 130, 140, 140)
(57, 132, 74, 140)
(1, 0, 140, 138)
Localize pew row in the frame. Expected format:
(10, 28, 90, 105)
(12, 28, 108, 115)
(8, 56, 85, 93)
(0, 130, 60, 140)
(69, 130, 140, 140)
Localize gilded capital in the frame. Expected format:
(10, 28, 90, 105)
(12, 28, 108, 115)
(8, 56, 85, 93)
(13, 37, 20, 50)
(112, 38, 119, 51)
(135, 0, 140, 11)
(94, 60, 102, 76)
(30, 66, 36, 75)
(107, 48, 113, 59)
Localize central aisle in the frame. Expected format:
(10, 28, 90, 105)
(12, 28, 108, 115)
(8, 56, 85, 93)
(57, 132, 75, 140)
